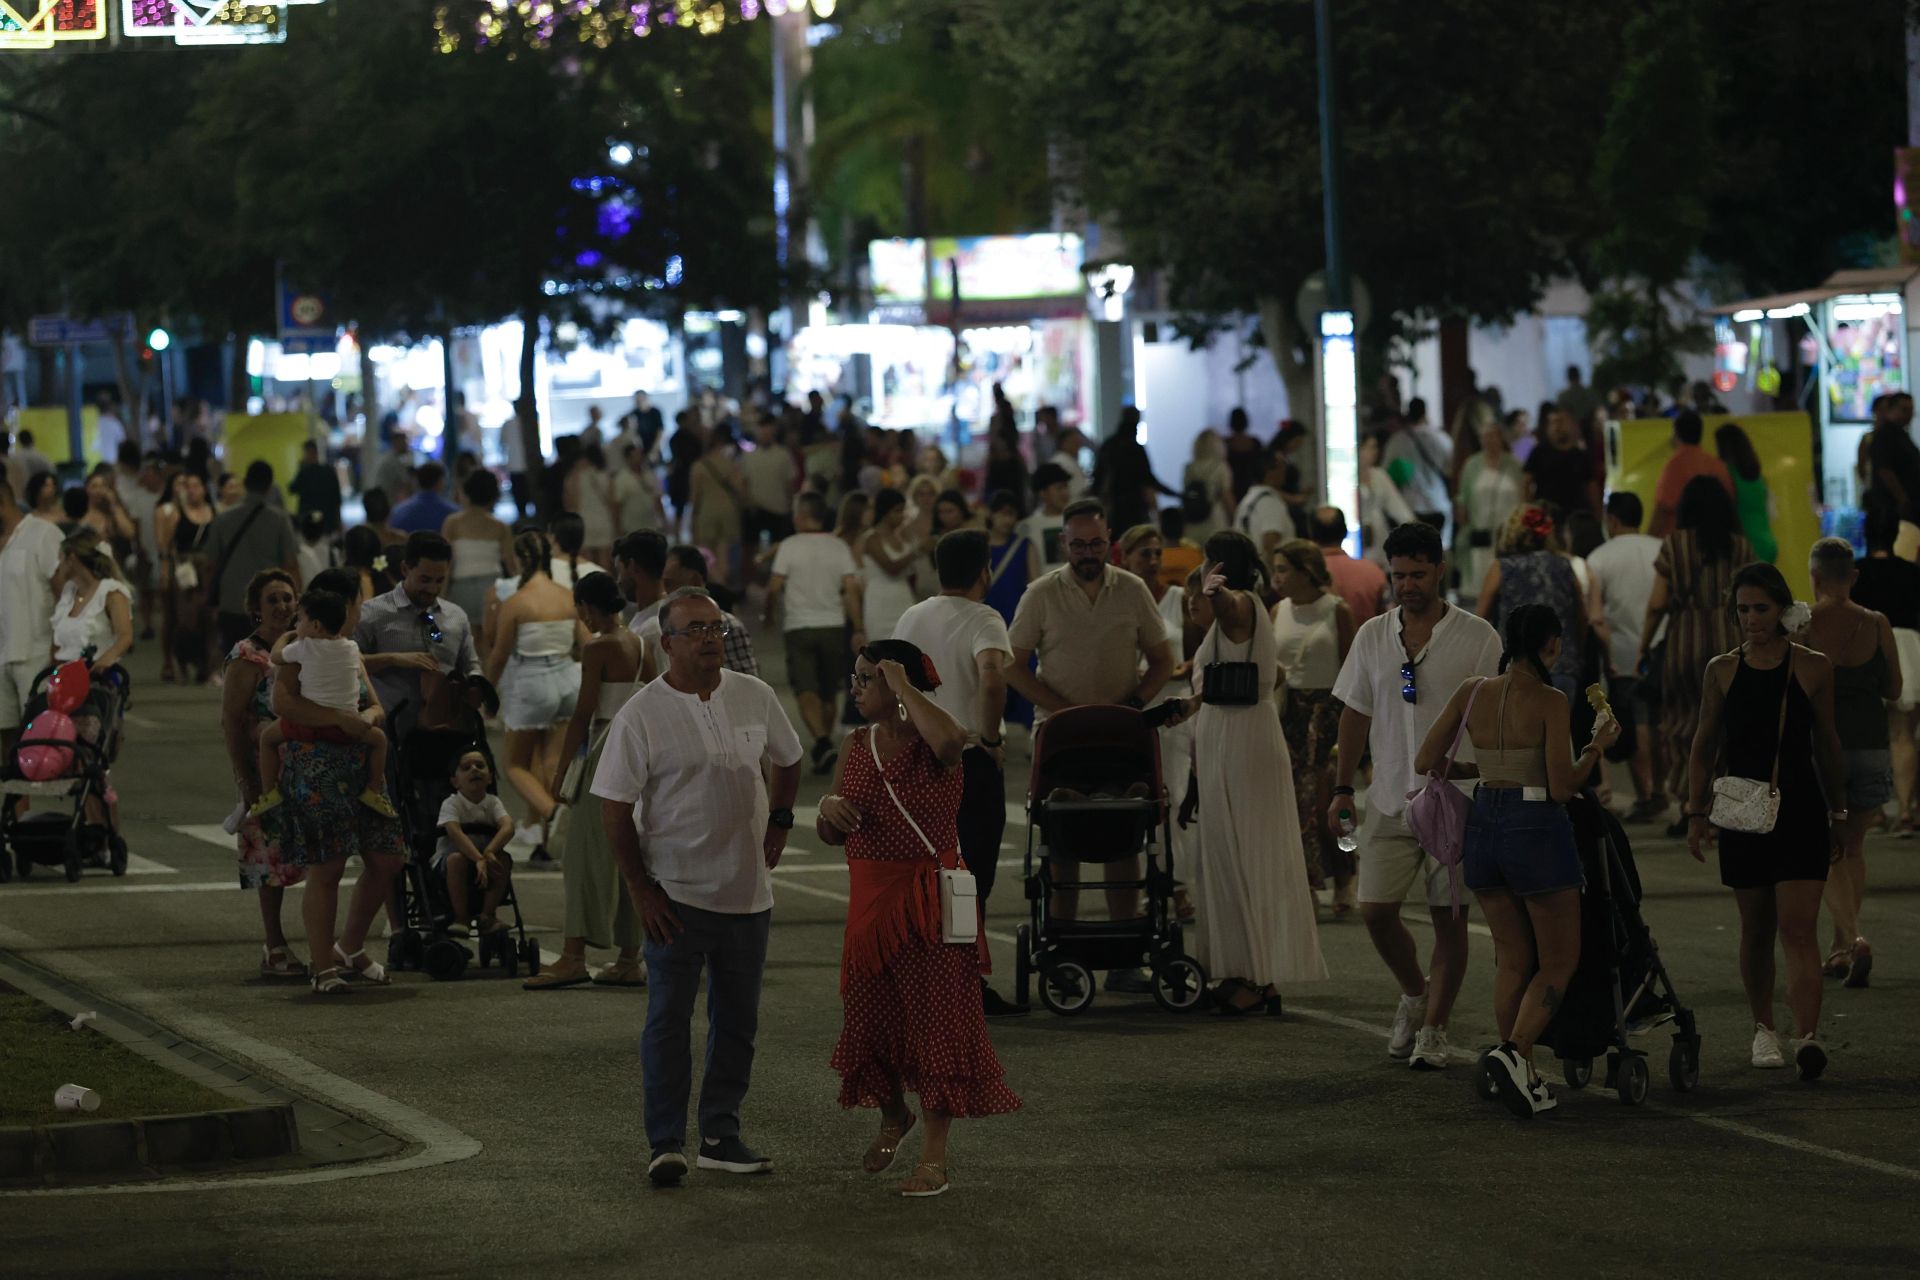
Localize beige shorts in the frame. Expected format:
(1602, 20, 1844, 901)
(1356, 806, 1452, 909)
(0, 658, 45, 732)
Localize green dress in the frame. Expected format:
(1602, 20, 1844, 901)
(1731, 472, 1777, 565)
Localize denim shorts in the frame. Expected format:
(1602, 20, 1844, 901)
(500, 654, 580, 731)
(1844, 748, 1894, 812)
(1462, 787, 1584, 898)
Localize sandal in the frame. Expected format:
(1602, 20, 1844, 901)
(899, 1161, 948, 1198)
(863, 1111, 917, 1174)
(592, 959, 648, 987)
(1845, 938, 1873, 989)
(523, 959, 592, 990)
(311, 967, 350, 995)
(334, 944, 392, 986)
(1822, 947, 1852, 981)
(1212, 977, 1263, 1016)
(260, 945, 307, 980)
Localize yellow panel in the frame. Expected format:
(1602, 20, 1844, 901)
(1607, 412, 1819, 578)
(222, 413, 310, 506)
(15, 406, 100, 467)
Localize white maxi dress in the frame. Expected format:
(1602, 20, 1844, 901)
(1192, 597, 1328, 987)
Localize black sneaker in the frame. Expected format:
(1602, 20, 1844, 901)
(811, 737, 838, 776)
(981, 983, 1027, 1018)
(528, 845, 555, 869)
(697, 1135, 772, 1174)
(648, 1147, 687, 1186)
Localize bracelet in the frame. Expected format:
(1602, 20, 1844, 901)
(978, 736, 1003, 749)
(1331, 785, 1356, 797)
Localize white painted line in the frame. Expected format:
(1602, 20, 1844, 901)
(122, 851, 175, 875)
(0, 921, 480, 1196)
(170, 823, 236, 849)
(121, 712, 164, 730)
(0, 879, 239, 896)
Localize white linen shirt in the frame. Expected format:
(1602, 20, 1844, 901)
(892, 595, 1012, 738)
(591, 669, 804, 915)
(1331, 604, 1501, 818)
(0, 513, 62, 663)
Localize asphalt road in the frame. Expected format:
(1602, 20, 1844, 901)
(4, 636, 1920, 1279)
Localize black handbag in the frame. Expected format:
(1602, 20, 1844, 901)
(1201, 633, 1262, 706)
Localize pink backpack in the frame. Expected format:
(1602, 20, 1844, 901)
(1404, 678, 1486, 916)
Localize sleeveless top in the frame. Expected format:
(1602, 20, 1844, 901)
(172, 506, 211, 555)
(594, 678, 642, 723)
(1271, 593, 1342, 690)
(1722, 649, 1824, 845)
(451, 536, 500, 582)
(1831, 618, 1890, 750)
(1475, 677, 1551, 788)
(514, 619, 575, 659)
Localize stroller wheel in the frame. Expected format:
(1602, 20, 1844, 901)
(62, 832, 82, 883)
(520, 938, 541, 977)
(1616, 1054, 1650, 1105)
(502, 939, 520, 979)
(1013, 925, 1032, 1008)
(1668, 1038, 1700, 1093)
(108, 833, 128, 877)
(1150, 956, 1207, 1013)
(1036, 958, 1094, 1016)
(424, 937, 471, 982)
(1562, 1057, 1593, 1091)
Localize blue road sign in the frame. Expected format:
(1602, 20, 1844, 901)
(28, 313, 135, 346)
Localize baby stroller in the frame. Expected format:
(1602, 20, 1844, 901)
(1476, 793, 1700, 1105)
(384, 722, 540, 982)
(0, 665, 132, 883)
(1014, 705, 1206, 1015)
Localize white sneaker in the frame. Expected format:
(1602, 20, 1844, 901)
(221, 801, 246, 836)
(1527, 1077, 1559, 1114)
(1485, 1043, 1537, 1120)
(1388, 991, 1428, 1059)
(1793, 1036, 1828, 1082)
(1409, 1024, 1450, 1071)
(1750, 1023, 1787, 1069)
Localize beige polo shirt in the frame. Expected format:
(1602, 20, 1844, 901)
(1009, 564, 1168, 712)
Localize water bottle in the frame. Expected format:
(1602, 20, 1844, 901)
(1336, 811, 1358, 854)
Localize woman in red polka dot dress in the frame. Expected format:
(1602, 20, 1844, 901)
(817, 638, 1021, 1199)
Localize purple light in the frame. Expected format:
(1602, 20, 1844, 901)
(575, 249, 605, 269)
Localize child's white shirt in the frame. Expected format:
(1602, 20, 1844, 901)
(280, 635, 362, 714)
(435, 790, 509, 866)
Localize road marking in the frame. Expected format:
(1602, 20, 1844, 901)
(170, 823, 236, 849)
(0, 921, 480, 1196)
(121, 712, 164, 730)
(123, 851, 175, 875)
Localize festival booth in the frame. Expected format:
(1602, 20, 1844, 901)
(1607, 412, 1819, 574)
(222, 413, 310, 506)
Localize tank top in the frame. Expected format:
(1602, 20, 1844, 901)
(595, 678, 642, 722)
(1832, 625, 1890, 750)
(451, 536, 500, 582)
(1476, 678, 1551, 788)
(1271, 593, 1342, 690)
(514, 619, 575, 659)
(172, 507, 210, 555)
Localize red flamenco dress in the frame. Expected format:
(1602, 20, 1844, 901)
(831, 728, 1021, 1118)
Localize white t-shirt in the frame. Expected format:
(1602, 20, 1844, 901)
(281, 635, 363, 714)
(1331, 604, 1502, 818)
(95, 413, 125, 464)
(626, 595, 663, 641)
(892, 595, 1012, 738)
(1586, 532, 1663, 675)
(51, 579, 131, 665)
(0, 514, 62, 663)
(770, 532, 857, 631)
(591, 670, 804, 915)
(1235, 485, 1295, 548)
(1017, 511, 1066, 566)
(610, 466, 662, 533)
(434, 790, 511, 866)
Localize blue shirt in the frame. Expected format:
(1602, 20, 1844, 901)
(389, 489, 460, 534)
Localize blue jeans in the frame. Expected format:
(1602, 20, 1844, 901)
(640, 901, 771, 1150)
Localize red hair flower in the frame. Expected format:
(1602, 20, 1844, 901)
(1521, 506, 1555, 540)
(920, 653, 942, 689)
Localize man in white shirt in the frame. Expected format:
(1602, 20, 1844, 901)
(893, 529, 1021, 1017)
(611, 443, 665, 536)
(592, 587, 803, 1187)
(94, 394, 126, 465)
(13, 429, 53, 483)
(1234, 446, 1296, 557)
(767, 491, 862, 773)
(1586, 491, 1666, 821)
(1329, 521, 1501, 1071)
(739, 416, 798, 549)
(1017, 463, 1073, 566)
(613, 530, 669, 638)
(1382, 397, 1454, 536)
(0, 472, 65, 769)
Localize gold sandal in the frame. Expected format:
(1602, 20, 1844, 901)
(899, 1161, 949, 1198)
(863, 1112, 916, 1174)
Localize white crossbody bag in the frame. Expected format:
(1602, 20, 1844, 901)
(866, 731, 978, 945)
(1708, 646, 1790, 835)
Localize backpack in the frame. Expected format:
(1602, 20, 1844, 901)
(1181, 478, 1213, 523)
(1404, 677, 1486, 916)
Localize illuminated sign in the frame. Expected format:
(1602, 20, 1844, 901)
(867, 238, 927, 306)
(123, 1, 286, 44)
(1318, 309, 1360, 555)
(0, 1, 108, 46)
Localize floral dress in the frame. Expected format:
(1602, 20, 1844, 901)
(831, 730, 1020, 1118)
(231, 639, 304, 890)
(239, 641, 406, 873)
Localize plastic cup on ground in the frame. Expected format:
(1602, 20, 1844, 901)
(54, 1084, 100, 1113)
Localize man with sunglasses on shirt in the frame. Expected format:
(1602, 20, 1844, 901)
(355, 530, 480, 740)
(1327, 521, 1500, 1071)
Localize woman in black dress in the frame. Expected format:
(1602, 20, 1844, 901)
(1685, 562, 1846, 1081)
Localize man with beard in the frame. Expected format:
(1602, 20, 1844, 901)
(1006, 499, 1174, 990)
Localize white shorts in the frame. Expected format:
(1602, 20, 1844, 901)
(1357, 806, 1452, 909)
(0, 658, 45, 732)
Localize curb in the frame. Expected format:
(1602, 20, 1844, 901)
(0, 1104, 298, 1187)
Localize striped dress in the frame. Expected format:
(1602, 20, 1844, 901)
(1654, 529, 1752, 800)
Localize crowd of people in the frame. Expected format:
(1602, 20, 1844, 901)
(3, 368, 1915, 1185)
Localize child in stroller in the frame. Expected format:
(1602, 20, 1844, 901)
(436, 748, 516, 938)
(1, 661, 131, 882)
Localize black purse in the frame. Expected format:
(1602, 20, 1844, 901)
(1201, 633, 1262, 707)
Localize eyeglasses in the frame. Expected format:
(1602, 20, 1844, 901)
(420, 610, 444, 644)
(666, 622, 732, 639)
(1400, 661, 1418, 705)
(1066, 538, 1109, 556)
(849, 672, 876, 691)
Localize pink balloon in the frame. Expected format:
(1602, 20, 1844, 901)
(17, 709, 76, 781)
(44, 661, 90, 716)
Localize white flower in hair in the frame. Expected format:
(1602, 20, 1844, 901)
(1781, 601, 1813, 634)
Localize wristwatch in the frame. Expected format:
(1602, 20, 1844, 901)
(768, 807, 795, 830)
(1829, 809, 1850, 823)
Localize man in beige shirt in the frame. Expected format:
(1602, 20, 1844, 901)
(1007, 499, 1175, 979)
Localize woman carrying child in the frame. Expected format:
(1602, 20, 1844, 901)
(436, 748, 516, 937)
(524, 572, 656, 990)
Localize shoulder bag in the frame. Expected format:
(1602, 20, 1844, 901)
(1404, 677, 1487, 916)
(866, 731, 977, 944)
(1201, 612, 1262, 707)
(1708, 646, 1791, 834)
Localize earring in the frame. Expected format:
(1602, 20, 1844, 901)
(896, 701, 909, 722)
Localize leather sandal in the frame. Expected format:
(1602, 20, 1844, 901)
(899, 1161, 948, 1198)
(523, 959, 591, 990)
(334, 944, 391, 985)
(311, 967, 350, 995)
(864, 1112, 916, 1174)
(260, 945, 307, 979)
(592, 959, 647, 987)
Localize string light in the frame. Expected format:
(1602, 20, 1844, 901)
(433, 0, 833, 52)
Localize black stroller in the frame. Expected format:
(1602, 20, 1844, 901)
(1014, 705, 1207, 1015)
(0, 665, 131, 883)
(1476, 794, 1700, 1105)
(384, 724, 540, 982)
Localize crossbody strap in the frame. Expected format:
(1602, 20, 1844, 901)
(865, 729, 941, 863)
(1768, 646, 1792, 796)
(985, 537, 1026, 593)
(1441, 678, 1488, 774)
